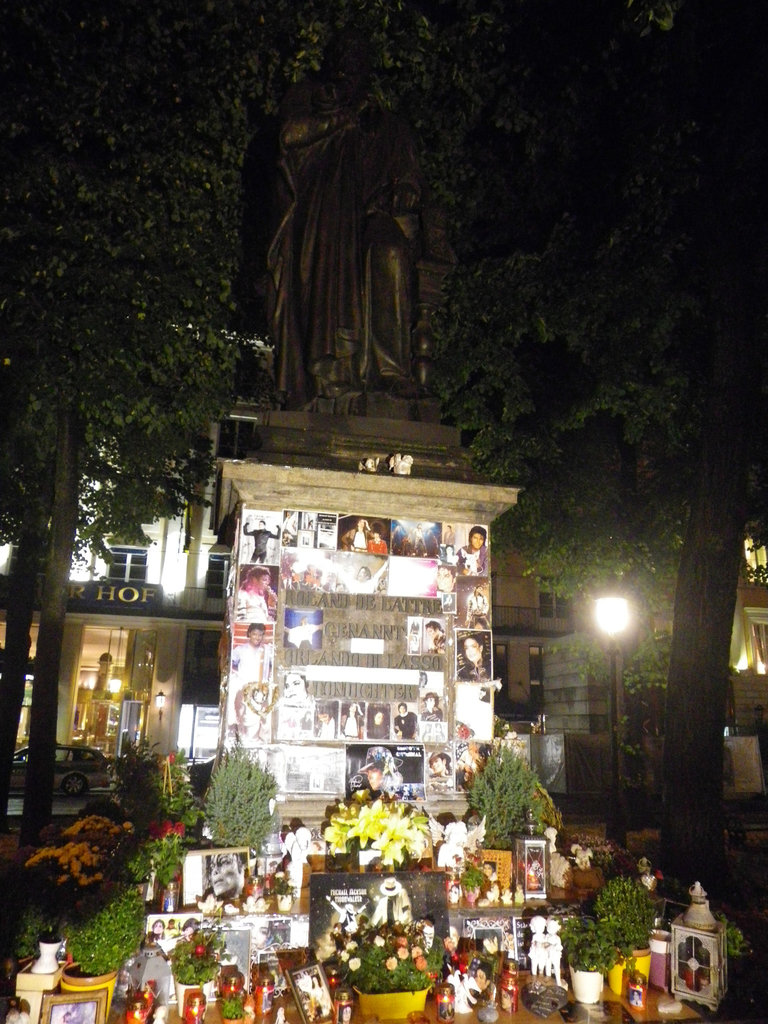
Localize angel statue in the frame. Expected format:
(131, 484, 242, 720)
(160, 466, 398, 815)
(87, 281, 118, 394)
(544, 827, 571, 889)
(448, 970, 477, 1013)
(282, 826, 312, 895)
(428, 816, 486, 869)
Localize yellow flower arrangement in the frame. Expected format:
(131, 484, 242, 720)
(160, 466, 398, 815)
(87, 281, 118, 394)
(25, 816, 134, 888)
(324, 792, 429, 869)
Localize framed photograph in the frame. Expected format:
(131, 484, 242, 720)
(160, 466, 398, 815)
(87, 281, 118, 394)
(41, 990, 108, 1024)
(183, 847, 250, 906)
(221, 925, 252, 980)
(480, 850, 513, 892)
(287, 962, 334, 1024)
(468, 953, 498, 1001)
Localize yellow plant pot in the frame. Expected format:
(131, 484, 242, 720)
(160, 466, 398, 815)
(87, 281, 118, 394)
(60, 966, 118, 1015)
(354, 988, 429, 1020)
(607, 950, 651, 996)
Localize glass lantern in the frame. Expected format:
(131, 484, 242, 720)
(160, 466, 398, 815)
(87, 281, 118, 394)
(514, 810, 548, 900)
(670, 882, 727, 1010)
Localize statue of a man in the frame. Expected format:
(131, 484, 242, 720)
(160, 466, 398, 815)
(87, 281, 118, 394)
(268, 36, 425, 409)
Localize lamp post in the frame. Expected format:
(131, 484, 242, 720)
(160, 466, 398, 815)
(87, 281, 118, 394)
(595, 596, 629, 846)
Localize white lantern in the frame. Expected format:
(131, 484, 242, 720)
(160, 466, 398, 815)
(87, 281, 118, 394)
(514, 810, 549, 900)
(670, 882, 727, 1010)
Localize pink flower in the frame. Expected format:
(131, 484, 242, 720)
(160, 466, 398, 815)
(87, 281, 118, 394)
(385, 957, 398, 972)
(396, 947, 409, 960)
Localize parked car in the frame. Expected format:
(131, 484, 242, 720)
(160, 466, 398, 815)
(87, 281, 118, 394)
(10, 743, 112, 796)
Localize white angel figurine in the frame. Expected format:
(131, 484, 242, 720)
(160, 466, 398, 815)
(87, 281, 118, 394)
(282, 825, 312, 894)
(544, 826, 571, 889)
(449, 970, 476, 1013)
(429, 815, 486, 868)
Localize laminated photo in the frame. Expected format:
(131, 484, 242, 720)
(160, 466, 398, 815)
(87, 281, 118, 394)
(236, 565, 278, 622)
(331, 551, 388, 594)
(454, 681, 495, 741)
(240, 511, 282, 565)
(455, 628, 493, 681)
(337, 515, 390, 554)
(426, 747, 454, 794)
(457, 578, 491, 630)
(284, 607, 323, 650)
(390, 519, 441, 558)
(387, 556, 439, 598)
(345, 742, 425, 800)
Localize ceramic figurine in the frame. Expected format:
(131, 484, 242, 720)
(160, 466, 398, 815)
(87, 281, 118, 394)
(544, 827, 571, 889)
(387, 452, 413, 475)
(528, 916, 548, 977)
(358, 457, 380, 472)
(545, 917, 562, 987)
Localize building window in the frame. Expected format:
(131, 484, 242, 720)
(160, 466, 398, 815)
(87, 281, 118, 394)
(539, 592, 571, 620)
(182, 629, 221, 705)
(107, 547, 148, 584)
(751, 622, 768, 674)
(206, 552, 231, 599)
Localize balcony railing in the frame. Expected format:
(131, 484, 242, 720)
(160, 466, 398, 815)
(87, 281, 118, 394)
(492, 604, 572, 635)
(162, 588, 226, 618)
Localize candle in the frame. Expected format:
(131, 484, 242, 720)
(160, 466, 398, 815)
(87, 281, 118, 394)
(333, 985, 354, 1024)
(125, 996, 149, 1024)
(436, 982, 455, 1022)
(253, 968, 275, 1016)
(499, 965, 519, 1013)
(324, 962, 342, 993)
(183, 990, 207, 1024)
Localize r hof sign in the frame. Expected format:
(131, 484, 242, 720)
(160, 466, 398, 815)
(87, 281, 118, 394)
(66, 581, 163, 614)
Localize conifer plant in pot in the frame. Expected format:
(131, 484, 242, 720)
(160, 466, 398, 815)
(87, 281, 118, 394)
(593, 876, 657, 994)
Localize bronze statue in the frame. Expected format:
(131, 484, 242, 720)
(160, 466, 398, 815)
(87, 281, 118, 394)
(267, 38, 449, 412)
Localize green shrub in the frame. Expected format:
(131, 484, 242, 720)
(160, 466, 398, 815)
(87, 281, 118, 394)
(593, 876, 658, 957)
(65, 885, 145, 976)
(466, 745, 557, 848)
(204, 743, 277, 850)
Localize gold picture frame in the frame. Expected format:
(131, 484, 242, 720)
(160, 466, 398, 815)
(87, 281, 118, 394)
(480, 849, 512, 891)
(41, 989, 108, 1024)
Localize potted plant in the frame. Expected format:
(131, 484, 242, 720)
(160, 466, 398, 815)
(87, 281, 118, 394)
(61, 885, 145, 1011)
(203, 743, 278, 851)
(344, 919, 444, 1016)
(459, 861, 486, 905)
(269, 872, 296, 912)
(560, 916, 618, 1004)
(593, 876, 657, 993)
(170, 927, 224, 1009)
(465, 744, 561, 849)
(220, 993, 246, 1024)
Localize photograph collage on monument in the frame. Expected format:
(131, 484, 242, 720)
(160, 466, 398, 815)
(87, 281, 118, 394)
(224, 504, 496, 800)
(455, 740, 493, 791)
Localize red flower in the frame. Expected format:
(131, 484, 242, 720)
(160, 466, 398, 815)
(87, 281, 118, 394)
(655, 869, 664, 880)
(168, 753, 176, 764)
(173, 822, 186, 837)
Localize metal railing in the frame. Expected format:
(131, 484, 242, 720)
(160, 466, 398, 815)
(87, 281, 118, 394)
(492, 604, 572, 634)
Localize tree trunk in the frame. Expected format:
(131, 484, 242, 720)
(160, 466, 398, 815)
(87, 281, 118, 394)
(19, 408, 80, 846)
(660, 272, 754, 891)
(0, 524, 45, 832)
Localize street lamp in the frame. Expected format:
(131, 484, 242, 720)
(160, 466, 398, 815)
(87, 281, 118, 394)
(595, 596, 630, 845)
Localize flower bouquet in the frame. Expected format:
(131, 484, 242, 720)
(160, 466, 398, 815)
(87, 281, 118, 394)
(344, 920, 443, 995)
(130, 819, 190, 889)
(324, 792, 429, 869)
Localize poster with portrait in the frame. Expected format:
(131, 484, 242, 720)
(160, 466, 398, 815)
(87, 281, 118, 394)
(389, 520, 441, 558)
(313, 699, 340, 740)
(336, 514, 390, 555)
(425, 746, 455, 794)
(392, 700, 419, 741)
(452, 522, 489, 577)
(235, 564, 278, 622)
(345, 742, 425, 800)
(455, 741, 492, 791)
(419, 688, 448, 744)
(455, 629, 493, 681)
(240, 511, 282, 566)
(456, 577, 491, 630)
(309, 872, 449, 962)
(183, 848, 250, 906)
(227, 622, 277, 745)
(330, 551, 388, 594)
